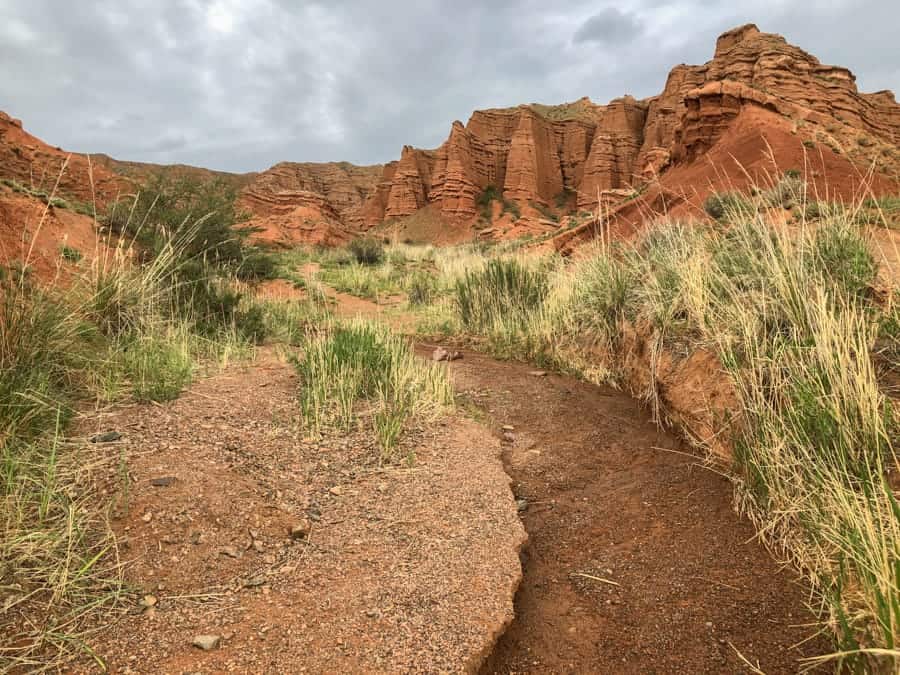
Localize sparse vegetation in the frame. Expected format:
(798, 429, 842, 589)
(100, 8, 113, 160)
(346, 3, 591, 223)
(60, 245, 82, 262)
(703, 192, 752, 221)
(293, 319, 451, 457)
(347, 236, 385, 266)
(399, 188, 899, 668)
(0, 175, 306, 668)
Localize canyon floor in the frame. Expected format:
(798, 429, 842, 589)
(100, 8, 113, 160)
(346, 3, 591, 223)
(67, 287, 834, 674)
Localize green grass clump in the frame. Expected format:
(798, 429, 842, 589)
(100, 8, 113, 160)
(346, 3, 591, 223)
(122, 332, 193, 402)
(455, 258, 549, 332)
(406, 271, 438, 307)
(60, 245, 82, 263)
(763, 172, 807, 208)
(294, 320, 451, 457)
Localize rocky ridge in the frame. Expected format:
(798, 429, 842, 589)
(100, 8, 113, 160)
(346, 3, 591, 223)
(363, 23, 899, 238)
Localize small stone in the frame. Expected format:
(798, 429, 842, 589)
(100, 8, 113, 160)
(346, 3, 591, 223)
(139, 594, 158, 608)
(150, 476, 176, 487)
(376, 482, 388, 493)
(329, 486, 343, 496)
(365, 608, 380, 619)
(502, 424, 515, 432)
(220, 546, 241, 559)
(192, 634, 221, 651)
(528, 370, 548, 377)
(252, 540, 265, 553)
(705, 621, 713, 628)
(516, 498, 528, 513)
(141, 512, 153, 523)
(90, 431, 122, 443)
(289, 521, 310, 540)
(431, 346, 449, 362)
(244, 575, 266, 588)
(501, 431, 515, 444)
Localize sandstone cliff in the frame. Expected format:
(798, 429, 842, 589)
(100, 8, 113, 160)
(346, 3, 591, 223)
(237, 162, 384, 246)
(363, 23, 899, 242)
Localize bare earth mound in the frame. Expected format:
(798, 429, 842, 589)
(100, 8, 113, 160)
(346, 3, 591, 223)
(78, 350, 525, 673)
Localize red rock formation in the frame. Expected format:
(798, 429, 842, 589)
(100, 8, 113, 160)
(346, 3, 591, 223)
(365, 23, 899, 242)
(239, 162, 382, 229)
(0, 111, 130, 205)
(3, 24, 898, 250)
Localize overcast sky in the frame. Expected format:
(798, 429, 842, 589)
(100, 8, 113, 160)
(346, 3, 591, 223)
(0, 1, 897, 173)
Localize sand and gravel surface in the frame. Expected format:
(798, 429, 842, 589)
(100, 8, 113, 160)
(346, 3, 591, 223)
(76, 350, 525, 673)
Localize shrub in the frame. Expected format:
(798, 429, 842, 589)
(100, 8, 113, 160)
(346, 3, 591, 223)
(703, 192, 752, 222)
(347, 237, 385, 266)
(763, 172, 807, 208)
(811, 219, 877, 297)
(502, 198, 521, 220)
(103, 175, 270, 277)
(407, 271, 437, 306)
(476, 185, 502, 221)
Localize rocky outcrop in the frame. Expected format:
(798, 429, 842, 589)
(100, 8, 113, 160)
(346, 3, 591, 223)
(0, 111, 129, 205)
(364, 97, 654, 225)
(2, 24, 897, 248)
(239, 162, 383, 230)
(365, 23, 900, 238)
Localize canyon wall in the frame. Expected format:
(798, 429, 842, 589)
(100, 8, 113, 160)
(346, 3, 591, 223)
(362, 23, 900, 232)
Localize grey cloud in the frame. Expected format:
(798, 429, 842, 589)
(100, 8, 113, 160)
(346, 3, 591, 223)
(573, 8, 643, 44)
(0, 0, 896, 173)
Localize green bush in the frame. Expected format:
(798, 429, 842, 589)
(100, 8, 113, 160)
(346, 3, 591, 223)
(407, 271, 437, 306)
(763, 172, 807, 208)
(104, 175, 272, 278)
(60, 246, 82, 263)
(703, 192, 752, 222)
(476, 185, 502, 221)
(811, 220, 877, 297)
(347, 237, 385, 266)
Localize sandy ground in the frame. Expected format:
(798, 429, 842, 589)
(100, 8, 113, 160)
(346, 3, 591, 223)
(76, 350, 525, 673)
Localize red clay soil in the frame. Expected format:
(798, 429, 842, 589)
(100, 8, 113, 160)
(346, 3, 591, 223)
(433, 348, 832, 674)
(76, 350, 525, 673)
(556, 106, 900, 252)
(0, 188, 105, 281)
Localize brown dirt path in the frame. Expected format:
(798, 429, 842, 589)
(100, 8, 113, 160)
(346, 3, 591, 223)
(425, 346, 831, 674)
(76, 349, 526, 673)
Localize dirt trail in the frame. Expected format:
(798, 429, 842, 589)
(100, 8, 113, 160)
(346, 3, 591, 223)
(78, 350, 525, 673)
(427, 347, 830, 674)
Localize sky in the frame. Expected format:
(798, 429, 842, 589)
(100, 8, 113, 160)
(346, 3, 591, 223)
(0, 1, 897, 173)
